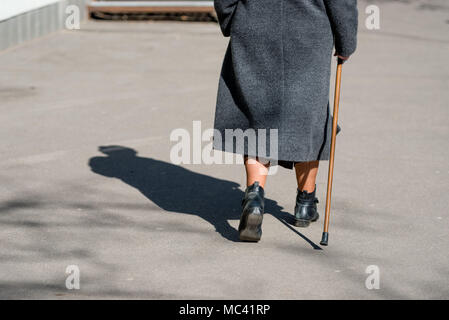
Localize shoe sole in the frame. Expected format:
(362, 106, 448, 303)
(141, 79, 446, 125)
(239, 212, 263, 242)
(294, 213, 319, 228)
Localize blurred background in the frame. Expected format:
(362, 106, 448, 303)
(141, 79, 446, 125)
(0, 0, 218, 50)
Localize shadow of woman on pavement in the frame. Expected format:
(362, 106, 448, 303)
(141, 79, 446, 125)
(88, 145, 321, 248)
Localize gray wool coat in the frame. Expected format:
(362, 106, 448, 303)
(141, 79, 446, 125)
(212, 0, 358, 165)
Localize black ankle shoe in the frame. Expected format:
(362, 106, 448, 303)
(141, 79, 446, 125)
(294, 188, 319, 227)
(238, 181, 264, 242)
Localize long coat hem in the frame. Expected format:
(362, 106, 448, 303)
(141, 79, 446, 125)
(212, 124, 341, 165)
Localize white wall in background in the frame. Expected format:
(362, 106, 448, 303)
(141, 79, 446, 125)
(0, 0, 60, 21)
(0, 0, 88, 50)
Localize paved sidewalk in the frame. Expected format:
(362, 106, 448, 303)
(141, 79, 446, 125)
(0, 0, 448, 299)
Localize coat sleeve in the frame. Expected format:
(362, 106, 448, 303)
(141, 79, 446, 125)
(323, 0, 358, 57)
(214, 0, 240, 37)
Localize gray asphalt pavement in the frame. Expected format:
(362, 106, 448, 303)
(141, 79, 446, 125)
(0, 0, 448, 299)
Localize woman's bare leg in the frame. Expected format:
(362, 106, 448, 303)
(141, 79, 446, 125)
(244, 157, 270, 188)
(294, 161, 319, 192)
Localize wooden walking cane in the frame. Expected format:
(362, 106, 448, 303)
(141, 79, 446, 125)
(320, 58, 344, 246)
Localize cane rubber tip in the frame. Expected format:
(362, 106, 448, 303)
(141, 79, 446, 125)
(320, 232, 329, 246)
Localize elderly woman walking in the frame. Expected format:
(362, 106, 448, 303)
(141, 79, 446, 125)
(213, 0, 358, 241)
